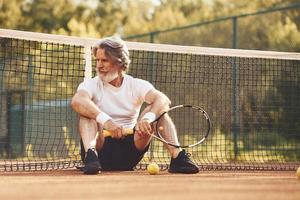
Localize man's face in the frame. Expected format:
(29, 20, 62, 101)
(96, 48, 120, 83)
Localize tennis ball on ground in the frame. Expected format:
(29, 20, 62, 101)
(147, 162, 160, 175)
(296, 166, 300, 179)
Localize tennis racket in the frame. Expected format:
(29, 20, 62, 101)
(103, 105, 211, 148)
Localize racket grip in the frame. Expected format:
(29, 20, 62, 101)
(103, 128, 134, 137)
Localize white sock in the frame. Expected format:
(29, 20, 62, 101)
(89, 140, 96, 150)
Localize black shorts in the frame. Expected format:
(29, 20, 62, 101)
(97, 135, 149, 171)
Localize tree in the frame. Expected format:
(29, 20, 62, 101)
(0, 0, 24, 29)
(22, 0, 77, 33)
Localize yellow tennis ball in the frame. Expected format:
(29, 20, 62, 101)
(296, 166, 300, 179)
(147, 162, 160, 175)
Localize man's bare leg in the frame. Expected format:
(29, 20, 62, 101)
(78, 116, 103, 174)
(135, 106, 180, 158)
(156, 114, 182, 158)
(78, 116, 105, 151)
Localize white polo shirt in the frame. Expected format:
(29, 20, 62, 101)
(77, 74, 154, 128)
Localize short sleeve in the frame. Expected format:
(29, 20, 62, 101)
(134, 78, 154, 101)
(77, 78, 98, 98)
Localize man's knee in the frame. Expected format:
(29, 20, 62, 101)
(134, 134, 151, 151)
(79, 116, 97, 125)
(78, 116, 101, 132)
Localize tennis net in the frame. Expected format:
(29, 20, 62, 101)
(0, 29, 299, 171)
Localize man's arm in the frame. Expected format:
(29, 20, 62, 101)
(71, 90, 101, 119)
(71, 90, 125, 138)
(135, 89, 171, 135)
(144, 89, 171, 117)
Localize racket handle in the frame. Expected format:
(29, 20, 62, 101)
(103, 128, 134, 137)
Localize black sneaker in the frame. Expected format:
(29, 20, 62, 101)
(83, 148, 101, 175)
(168, 150, 199, 174)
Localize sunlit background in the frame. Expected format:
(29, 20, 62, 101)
(1, 0, 299, 51)
(0, 0, 299, 171)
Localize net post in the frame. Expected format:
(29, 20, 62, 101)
(232, 16, 238, 49)
(231, 57, 239, 160)
(148, 44, 157, 161)
(230, 16, 241, 161)
(150, 32, 156, 43)
(84, 44, 92, 80)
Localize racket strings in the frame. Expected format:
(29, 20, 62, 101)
(162, 106, 209, 147)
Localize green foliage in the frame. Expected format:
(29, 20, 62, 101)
(239, 58, 300, 160)
(0, 0, 299, 51)
(0, 0, 299, 164)
(0, 38, 84, 100)
(0, 0, 24, 28)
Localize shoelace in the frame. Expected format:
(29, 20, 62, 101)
(183, 152, 192, 161)
(85, 148, 98, 160)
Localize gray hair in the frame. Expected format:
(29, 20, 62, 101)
(92, 36, 131, 71)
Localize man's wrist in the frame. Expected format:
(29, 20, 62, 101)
(96, 112, 112, 125)
(141, 112, 156, 123)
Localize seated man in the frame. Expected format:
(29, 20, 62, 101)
(71, 36, 199, 174)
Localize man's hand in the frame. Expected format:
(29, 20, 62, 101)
(103, 120, 125, 139)
(135, 119, 153, 137)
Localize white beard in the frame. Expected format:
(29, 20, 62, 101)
(98, 71, 118, 83)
